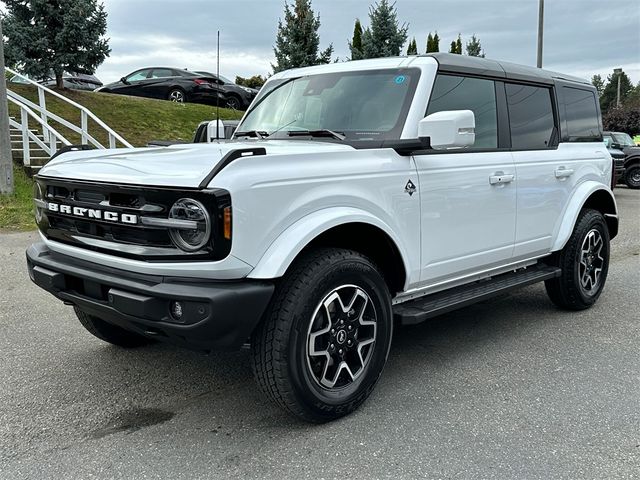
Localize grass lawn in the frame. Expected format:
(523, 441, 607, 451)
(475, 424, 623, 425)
(1, 86, 244, 231)
(0, 165, 35, 231)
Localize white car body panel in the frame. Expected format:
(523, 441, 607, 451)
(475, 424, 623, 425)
(34, 55, 617, 300)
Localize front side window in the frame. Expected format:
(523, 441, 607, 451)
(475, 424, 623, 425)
(126, 70, 151, 82)
(238, 69, 419, 141)
(612, 132, 634, 147)
(506, 83, 556, 150)
(426, 75, 497, 148)
(563, 87, 601, 142)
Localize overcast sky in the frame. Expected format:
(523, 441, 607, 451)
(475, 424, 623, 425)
(96, 0, 639, 85)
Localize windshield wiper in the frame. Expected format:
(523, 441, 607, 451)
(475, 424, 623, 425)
(287, 129, 346, 141)
(233, 130, 268, 139)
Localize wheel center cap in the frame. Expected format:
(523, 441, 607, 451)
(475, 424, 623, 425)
(336, 329, 347, 345)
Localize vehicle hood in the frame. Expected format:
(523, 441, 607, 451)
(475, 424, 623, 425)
(38, 140, 356, 188)
(623, 145, 640, 155)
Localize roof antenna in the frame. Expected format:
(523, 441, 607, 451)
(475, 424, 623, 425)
(216, 30, 220, 141)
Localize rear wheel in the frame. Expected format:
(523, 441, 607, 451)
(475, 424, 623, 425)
(624, 164, 640, 189)
(250, 248, 393, 423)
(168, 88, 185, 103)
(74, 307, 153, 348)
(545, 209, 610, 310)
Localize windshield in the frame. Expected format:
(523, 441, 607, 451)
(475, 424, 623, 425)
(237, 69, 420, 141)
(612, 133, 634, 146)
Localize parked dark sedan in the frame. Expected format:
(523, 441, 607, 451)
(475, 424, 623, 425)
(96, 68, 224, 105)
(604, 131, 640, 189)
(11, 71, 103, 91)
(194, 72, 258, 110)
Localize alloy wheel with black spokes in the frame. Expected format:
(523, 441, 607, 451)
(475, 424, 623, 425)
(578, 229, 605, 294)
(251, 248, 393, 423)
(545, 208, 610, 310)
(307, 285, 377, 390)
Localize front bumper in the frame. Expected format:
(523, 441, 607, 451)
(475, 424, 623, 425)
(26, 242, 274, 350)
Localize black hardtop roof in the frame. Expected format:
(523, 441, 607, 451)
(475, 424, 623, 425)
(423, 53, 590, 86)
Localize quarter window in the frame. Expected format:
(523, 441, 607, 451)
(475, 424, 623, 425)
(427, 75, 497, 148)
(506, 84, 556, 149)
(563, 87, 601, 142)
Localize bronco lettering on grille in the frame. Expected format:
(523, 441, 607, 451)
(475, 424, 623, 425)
(46, 202, 138, 225)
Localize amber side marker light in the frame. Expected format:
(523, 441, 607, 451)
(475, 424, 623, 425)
(223, 207, 232, 240)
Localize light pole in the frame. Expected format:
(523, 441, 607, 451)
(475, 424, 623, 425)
(0, 19, 14, 194)
(613, 67, 622, 107)
(536, 0, 544, 68)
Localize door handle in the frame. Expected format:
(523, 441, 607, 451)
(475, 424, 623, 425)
(489, 173, 514, 185)
(555, 167, 574, 179)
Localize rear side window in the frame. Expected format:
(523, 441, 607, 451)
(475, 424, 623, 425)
(427, 75, 497, 148)
(506, 84, 556, 149)
(563, 87, 601, 142)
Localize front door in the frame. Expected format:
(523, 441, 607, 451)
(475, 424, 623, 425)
(415, 74, 516, 285)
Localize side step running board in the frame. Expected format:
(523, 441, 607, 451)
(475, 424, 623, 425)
(393, 265, 561, 325)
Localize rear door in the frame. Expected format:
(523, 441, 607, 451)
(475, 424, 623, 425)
(146, 68, 180, 99)
(414, 74, 517, 285)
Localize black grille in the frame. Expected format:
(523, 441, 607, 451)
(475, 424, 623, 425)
(35, 177, 232, 261)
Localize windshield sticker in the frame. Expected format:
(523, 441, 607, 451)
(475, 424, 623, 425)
(394, 75, 406, 85)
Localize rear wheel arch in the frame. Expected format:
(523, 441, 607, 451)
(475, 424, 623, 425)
(552, 185, 618, 252)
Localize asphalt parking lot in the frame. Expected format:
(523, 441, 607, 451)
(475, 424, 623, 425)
(1, 188, 638, 479)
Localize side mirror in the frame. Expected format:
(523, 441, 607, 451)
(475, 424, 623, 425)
(418, 110, 475, 150)
(120, 77, 129, 85)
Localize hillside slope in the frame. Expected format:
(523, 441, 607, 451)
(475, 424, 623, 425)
(8, 84, 244, 147)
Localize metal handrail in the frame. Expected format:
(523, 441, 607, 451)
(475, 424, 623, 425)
(7, 96, 71, 167)
(5, 67, 132, 149)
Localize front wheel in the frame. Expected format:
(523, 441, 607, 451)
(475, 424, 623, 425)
(545, 209, 610, 310)
(226, 95, 241, 110)
(251, 248, 393, 423)
(624, 164, 640, 189)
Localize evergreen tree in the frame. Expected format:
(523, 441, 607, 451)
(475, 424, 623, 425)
(591, 74, 605, 96)
(272, 0, 333, 73)
(349, 18, 364, 60)
(449, 34, 462, 54)
(600, 69, 633, 113)
(426, 31, 440, 53)
(359, 0, 408, 59)
(406, 37, 418, 55)
(2, 0, 110, 89)
(465, 34, 484, 57)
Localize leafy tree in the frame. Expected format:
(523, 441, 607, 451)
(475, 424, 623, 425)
(349, 18, 364, 60)
(426, 31, 440, 53)
(272, 0, 333, 73)
(449, 34, 462, 54)
(600, 69, 633, 113)
(2, 0, 110, 89)
(591, 74, 605, 96)
(359, 0, 408, 59)
(406, 37, 418, 55)
(235, 75, 267, 89)
(603, 100, 640, 135)
(465, 34, 484, 57)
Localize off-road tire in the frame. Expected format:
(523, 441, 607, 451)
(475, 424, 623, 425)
(250, 248, 393, 423)
(75, 307, 153, 348)
(624, 164, 640, 189)
(544, 209, 610, 310)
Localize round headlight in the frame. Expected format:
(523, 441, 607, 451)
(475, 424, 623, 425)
(33, 182, 44, 223)
(168, 198, 211, 252)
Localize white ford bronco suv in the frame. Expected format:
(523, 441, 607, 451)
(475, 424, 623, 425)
(27, 54, 618, 422)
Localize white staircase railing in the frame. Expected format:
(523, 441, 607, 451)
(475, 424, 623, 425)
(7, 96, 71, 167)
(5, 67, 133, 169)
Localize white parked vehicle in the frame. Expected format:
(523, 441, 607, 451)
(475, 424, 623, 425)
(27, 54, 617, 422)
